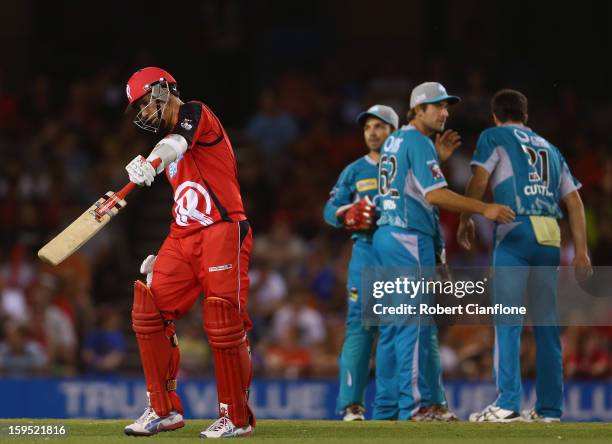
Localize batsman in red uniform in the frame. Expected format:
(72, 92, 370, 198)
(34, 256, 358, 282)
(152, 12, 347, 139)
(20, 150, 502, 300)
(122, 67, 255, 438)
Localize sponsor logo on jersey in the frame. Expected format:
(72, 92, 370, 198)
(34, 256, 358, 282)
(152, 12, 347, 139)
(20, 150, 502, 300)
(383, 135, 403, 154)
(169, 162, 177, 178)
(516, 129, 551, 148)
(180, 118, 193, 130)
(174, 181, 213, 226)
(356, 178, 377, 192)
(427, 160, 444, 179)
(349, 287, 359, 302)
(168, 153, 183, 178)
(209, 264, 233, 272)
(530, 135, 550, 148)
(514, 129, 530, 143)
(528, 171, 541, 182)
(382, 199, 396, 210)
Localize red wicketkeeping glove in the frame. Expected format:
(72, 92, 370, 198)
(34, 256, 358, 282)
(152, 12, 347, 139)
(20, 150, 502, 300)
(336, 196, 376, 231)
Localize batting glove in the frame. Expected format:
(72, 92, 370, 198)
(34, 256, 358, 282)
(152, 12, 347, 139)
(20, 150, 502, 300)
(126, 155, 156, 187)
(337, 196, 376, 231)
(140, 254, 156, 287)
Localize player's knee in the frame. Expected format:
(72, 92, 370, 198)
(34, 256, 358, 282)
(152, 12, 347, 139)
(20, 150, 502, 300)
(132, 280, 179, 346)
(132, 280, 165, 335)
(203, 297, 246, 349)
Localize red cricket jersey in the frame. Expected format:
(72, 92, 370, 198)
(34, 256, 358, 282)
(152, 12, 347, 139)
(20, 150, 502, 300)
(164, 101, 246, 238)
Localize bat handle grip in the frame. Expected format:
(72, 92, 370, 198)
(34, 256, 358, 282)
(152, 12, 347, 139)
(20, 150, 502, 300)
(95, 158, 164, 218)
(115, 158, 163, 200)
(115, 182, 136, 200)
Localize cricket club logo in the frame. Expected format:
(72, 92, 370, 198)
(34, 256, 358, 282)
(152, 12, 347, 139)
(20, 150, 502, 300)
(174, 181, 213, 226)
(180, 118, 193, 130)
(428, 160, 444, 180)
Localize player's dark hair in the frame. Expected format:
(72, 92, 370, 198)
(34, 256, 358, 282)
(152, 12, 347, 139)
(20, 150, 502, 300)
(406, 104, 428, 122)
(491, 89, 528, 123)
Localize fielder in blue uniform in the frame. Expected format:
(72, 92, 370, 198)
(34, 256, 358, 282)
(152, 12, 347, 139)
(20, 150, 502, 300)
(373, 82, 516, 421)
(324, 104, 399, 421)
(458, 89, 590, 422)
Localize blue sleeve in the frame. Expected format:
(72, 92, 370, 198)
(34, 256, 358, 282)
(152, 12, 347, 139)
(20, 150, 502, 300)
(323, 165, 355, 227)
(408, 137, 448, 195)
(471, 130, 499, 173)
(558, 151, 582, 198)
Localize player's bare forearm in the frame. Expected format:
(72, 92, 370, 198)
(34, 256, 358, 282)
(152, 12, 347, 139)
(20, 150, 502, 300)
(563, 190, 588, 256)
(427, 187, 515, 223)
(461, 166, 490, 220)
(426, 187, 487, 215)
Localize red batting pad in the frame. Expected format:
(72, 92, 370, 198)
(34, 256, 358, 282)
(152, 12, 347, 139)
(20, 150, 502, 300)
(132, 280, 182, 416)
(204, 297, 255, 427)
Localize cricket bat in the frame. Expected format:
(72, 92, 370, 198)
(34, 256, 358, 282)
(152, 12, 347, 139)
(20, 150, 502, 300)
(38, 159, 161, 266)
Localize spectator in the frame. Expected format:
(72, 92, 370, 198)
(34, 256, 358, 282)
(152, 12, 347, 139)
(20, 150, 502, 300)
(28, 275, 78, 375)
(565, 327, 610, 379)
(252, 215, 307, 272)
(0, 320, 47, 376)
(178, 320, 211, 378)
(271, 285, 326, 348)
(81, 306, 126, 376)
(263, 323, 311, 378)
(248, 257, 288, 342)
(245, 89, 299, 155)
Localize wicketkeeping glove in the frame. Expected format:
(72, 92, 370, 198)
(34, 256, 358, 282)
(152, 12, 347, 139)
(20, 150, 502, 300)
(336, 196, 376, 231)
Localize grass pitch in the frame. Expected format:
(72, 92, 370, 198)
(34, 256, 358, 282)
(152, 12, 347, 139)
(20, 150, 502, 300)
(0, 419, 611, 443)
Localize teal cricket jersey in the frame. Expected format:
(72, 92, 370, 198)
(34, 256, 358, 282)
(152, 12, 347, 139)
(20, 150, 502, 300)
(323, 154, 379, 243)
(377, 124, 447, 237)
(471, 124, 581, 218)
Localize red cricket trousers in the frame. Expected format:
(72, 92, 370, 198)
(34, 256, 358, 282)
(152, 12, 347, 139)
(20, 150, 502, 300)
(150, 220, 252, 329)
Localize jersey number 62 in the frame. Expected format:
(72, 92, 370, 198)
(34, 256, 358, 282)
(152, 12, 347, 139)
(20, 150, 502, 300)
(378, 154, 400, 198)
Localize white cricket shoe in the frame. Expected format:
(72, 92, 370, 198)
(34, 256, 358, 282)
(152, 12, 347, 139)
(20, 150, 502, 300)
(521, 408, 561, 423)
(199, 416, 253, 438)
(343, 404, 366, 421)
(469, 405, 521, 422)
(124, 407, 184, 436)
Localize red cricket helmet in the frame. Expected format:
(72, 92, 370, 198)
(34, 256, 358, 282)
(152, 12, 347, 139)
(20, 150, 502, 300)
(125, 67, 179, 106)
